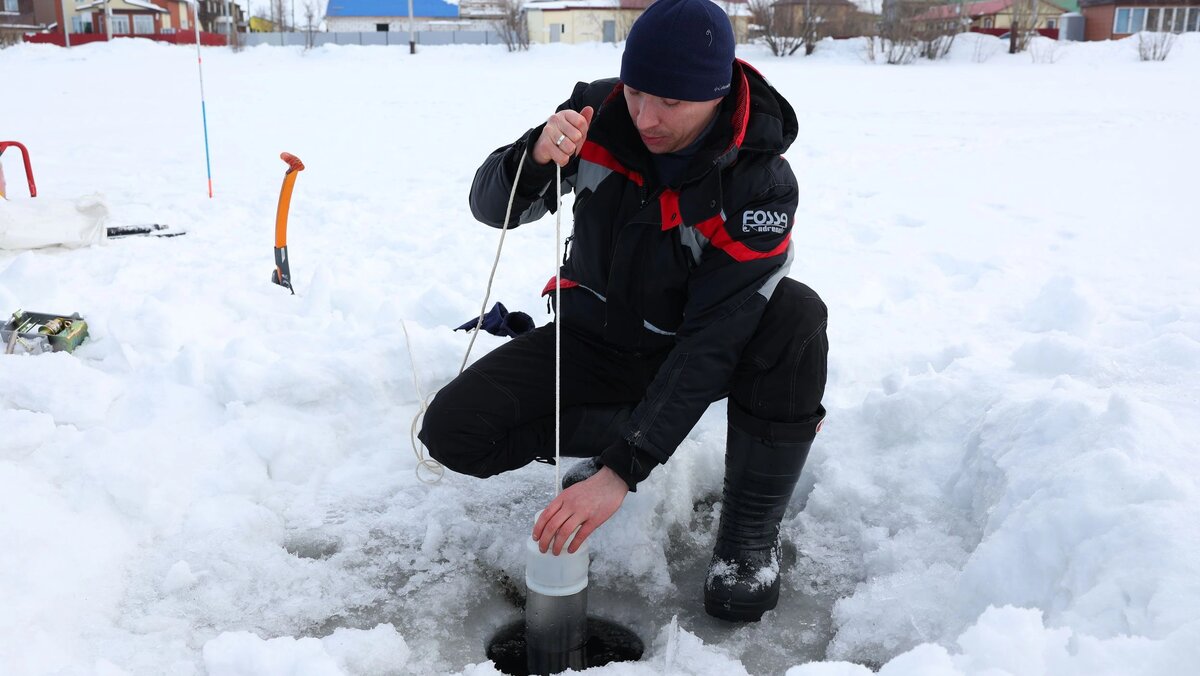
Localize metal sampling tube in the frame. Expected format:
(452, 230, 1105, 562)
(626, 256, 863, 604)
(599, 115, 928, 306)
(525, 513, 589, 675)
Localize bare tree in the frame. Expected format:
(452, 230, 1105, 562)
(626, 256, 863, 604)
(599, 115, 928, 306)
(972, 33, 1001, 63)
(270, 0, 289, 32)
(493, 0, 529, 52)
(1138, 30, 1175, 61)
(917, 22, 960, 60)
(877, 22, 920, 64)
(303, 1, 318, 49)
(1028, 34, 1059, 63)
(616, 9, 638, 43)
(1008, 0, 1043, 54)
(801, 6, 820, 55)
(874, 0, 922, 64)
(230, 17, 244, 52)
(870, 0, 961, 64)
(585, 7, 636, 47)
(610, 5, 643, 47)
(748, 0, 806, 56)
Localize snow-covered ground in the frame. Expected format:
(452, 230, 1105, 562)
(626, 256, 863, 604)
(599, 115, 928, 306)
(2, 33, 1199, 675)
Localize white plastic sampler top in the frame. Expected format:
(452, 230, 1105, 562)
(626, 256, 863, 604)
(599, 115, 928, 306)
(525, 511, 590, 597)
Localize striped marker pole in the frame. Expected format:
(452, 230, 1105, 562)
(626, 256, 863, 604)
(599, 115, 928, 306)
(192, 2, 213, 198)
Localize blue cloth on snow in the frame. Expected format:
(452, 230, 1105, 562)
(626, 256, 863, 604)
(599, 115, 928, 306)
(455, 302, 535, 338)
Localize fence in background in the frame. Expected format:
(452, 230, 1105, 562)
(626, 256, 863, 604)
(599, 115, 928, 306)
(242, 31, 502, 47)
(24, 31, 229, 47)
(970, 27, 1060, 40)
(20, 30, 501, 48)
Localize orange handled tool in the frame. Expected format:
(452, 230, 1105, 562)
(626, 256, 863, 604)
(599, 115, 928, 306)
(271, 152, 305, 294)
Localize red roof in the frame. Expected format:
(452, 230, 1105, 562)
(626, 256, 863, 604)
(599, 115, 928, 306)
(913, 0, 1068, 21)
(914, 0, 1012, 21)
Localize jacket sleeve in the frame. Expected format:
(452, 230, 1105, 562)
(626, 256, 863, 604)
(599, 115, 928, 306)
(468, 81, 598, 229)
(599, 159, 799, 490)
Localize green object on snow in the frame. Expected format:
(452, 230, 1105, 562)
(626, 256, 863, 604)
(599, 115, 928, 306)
(2, 309, 89, 354)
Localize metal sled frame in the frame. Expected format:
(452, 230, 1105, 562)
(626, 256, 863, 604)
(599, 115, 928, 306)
(0, 141, 37, 198)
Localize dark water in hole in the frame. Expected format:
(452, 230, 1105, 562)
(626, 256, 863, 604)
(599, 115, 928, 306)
(486, 617, 645, 676)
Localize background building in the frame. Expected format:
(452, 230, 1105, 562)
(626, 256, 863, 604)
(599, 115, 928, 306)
(324, 0, 463, 32)
(523, 0, 752, 45)
(196, 0, 245, 36)
(65, 0, 179, 36)
(1, 0, 43, 44)
(773, 0, 876, 40)
(910, 0, 1070, 32)
(1079, 0, 1200, 38)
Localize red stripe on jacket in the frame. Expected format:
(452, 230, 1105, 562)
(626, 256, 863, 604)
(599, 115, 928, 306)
(730, 66, 751, 151)
(694, 214, 791, 263)
(659, 190, 683, 231)
(580, 141, 644, 187)
(542, 276, 581, 296)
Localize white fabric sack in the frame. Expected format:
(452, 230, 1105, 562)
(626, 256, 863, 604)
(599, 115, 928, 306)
(0, 194, 109, 250)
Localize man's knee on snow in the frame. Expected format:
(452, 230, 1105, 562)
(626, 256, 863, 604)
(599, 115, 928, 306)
(418, 391, 497, 478)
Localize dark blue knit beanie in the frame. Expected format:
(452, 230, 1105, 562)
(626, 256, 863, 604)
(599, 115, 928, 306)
(620, 0, 735, 102)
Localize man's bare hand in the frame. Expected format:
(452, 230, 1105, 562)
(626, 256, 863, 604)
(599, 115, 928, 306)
(532, 465, 627, 555)
(532, 106, 595, 167)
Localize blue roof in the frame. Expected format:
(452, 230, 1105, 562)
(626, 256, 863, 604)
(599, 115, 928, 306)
(326, 0, 459, 18)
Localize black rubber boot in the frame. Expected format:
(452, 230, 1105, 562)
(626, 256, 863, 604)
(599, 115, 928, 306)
(704, 405, 820, 622)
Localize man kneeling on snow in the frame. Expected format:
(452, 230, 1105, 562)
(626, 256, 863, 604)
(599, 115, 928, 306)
(419, 0, 827, 622)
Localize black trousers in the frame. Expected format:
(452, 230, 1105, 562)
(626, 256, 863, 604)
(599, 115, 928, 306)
(419, 278, 828, 479)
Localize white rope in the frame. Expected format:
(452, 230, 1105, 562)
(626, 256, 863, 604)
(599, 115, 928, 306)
(554, 163, 563, 496)
(403, 318, 445, 484)
(459, 152, 529, 375)
(409, 150, 531, 483)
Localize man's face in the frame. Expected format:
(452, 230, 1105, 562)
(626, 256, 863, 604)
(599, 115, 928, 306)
(623, 86, 723, 155)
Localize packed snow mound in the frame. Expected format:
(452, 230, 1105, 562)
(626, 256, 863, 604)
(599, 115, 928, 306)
(0, 193, 108, 249)
(1, 32, 1198, 675)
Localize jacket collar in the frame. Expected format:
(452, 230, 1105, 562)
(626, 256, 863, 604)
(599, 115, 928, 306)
(588, 60, 798, 188)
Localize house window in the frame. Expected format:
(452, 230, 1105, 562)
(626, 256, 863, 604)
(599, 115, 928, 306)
(1130, 8, 1146, 32)
(1146, 8, 1160, 31)
(983, 17, 994, 28)
(133, 14, 154, 34)
(1188, 8, 1200, 32)
(376, 23, 388, 31)
(2, 0, 17, 12)
(1114, 8, 1131, 33)
(111, 15, 130, 33)
(1046, 19, 1056, 29)
(1169, 7, 1186, 32)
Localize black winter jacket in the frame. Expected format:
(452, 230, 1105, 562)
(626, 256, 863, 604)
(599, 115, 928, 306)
(469, 60, 799, 490)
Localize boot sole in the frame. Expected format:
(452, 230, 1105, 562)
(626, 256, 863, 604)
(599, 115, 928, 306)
(703, 593, 778, 622)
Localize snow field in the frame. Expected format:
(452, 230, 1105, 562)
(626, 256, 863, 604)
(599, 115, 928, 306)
(2, 32, 1199, 675)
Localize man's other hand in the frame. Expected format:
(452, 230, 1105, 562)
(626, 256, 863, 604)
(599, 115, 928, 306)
(532, 465, 627, 555)
(533, 106, 595, 167)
